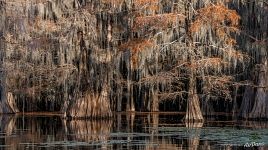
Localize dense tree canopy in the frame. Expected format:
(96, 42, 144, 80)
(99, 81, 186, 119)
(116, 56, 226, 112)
(0, 0, 267, 120)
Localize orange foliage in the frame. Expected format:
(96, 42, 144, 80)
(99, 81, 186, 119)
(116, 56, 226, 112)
(225, 38, 237, 45)
(133, 13, 184, 31)
(32, 17, 59, 32)
(188, 57, 224, 68)
(134, 0, 158, 11)
(190, 4, 240, 38)
(135, 0, 158, 6)
(101, 0, 124, 5)
(119, 39, 154, 67)
(225, 48, 245, 61)
(101, 0, 158, 10)
(119, 39, 153, 53)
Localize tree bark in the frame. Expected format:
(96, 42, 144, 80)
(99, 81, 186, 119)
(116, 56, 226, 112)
(239, 85, 255, 119)
(185, 72, 204, 121)
(0, 73, 19, 114)
(67, 84, 112, 118)
(202, 96, 215, 120)
(126, 86, 135, 112)
(249, 61, 268, 119)
(151, 88, 159, 112)
(0, 26, 18, 114)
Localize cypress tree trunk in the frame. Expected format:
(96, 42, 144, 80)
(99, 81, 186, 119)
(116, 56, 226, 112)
(185, 70, 204, 121)
(249, 61, 268, 119)
(0, 12, 18, 113)
(239, 85, 255, 119)
(0, 37, 19, 113)
(67, 84, 112, 118)
(151, 89, 159, 112)
(126, 87, 135, 112)
(202, 97, 215, 120)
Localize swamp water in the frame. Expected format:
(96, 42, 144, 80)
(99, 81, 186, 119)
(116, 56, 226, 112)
(0, 113, 267, 150)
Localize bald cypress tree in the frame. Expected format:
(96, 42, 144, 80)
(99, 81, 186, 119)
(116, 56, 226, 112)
(0, 0, 266, 120)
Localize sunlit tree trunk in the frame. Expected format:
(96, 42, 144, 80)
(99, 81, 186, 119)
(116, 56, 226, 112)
(185, 69, 204, 121)
(126, 54, 135, 111)
(67, 83, 112, 118)
(0, 65, 18, 113)
(151, 89, 159, 112)
(0, 18, 18, 113)
(151, 113, 159, 132)
(126, 84, 135, 112)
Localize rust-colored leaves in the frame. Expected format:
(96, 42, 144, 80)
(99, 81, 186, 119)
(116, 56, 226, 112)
(190, 4, 240, 38)
(133, 13, 185, 31)
(119, 39, 154, 67)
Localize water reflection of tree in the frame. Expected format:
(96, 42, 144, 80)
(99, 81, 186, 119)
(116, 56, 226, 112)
(145, 114, 160, 149)
(185, 121, 203, 150)
(0, 116, 16, 150)
(66, 119, 112, 149)
(0, 115, 16, 136)
(240, 121, 268, 129)
(1, 115, 268, 149)
(126, 113, 135, 149)
(0, 115, 64, 149)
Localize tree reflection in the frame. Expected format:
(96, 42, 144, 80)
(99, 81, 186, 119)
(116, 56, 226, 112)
(67, 119, 112, 141)
(185, 121, 204, 150)
(0, 114, 267, 149)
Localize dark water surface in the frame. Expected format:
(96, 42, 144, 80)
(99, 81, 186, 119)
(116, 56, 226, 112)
(0, 113, 267, 150)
